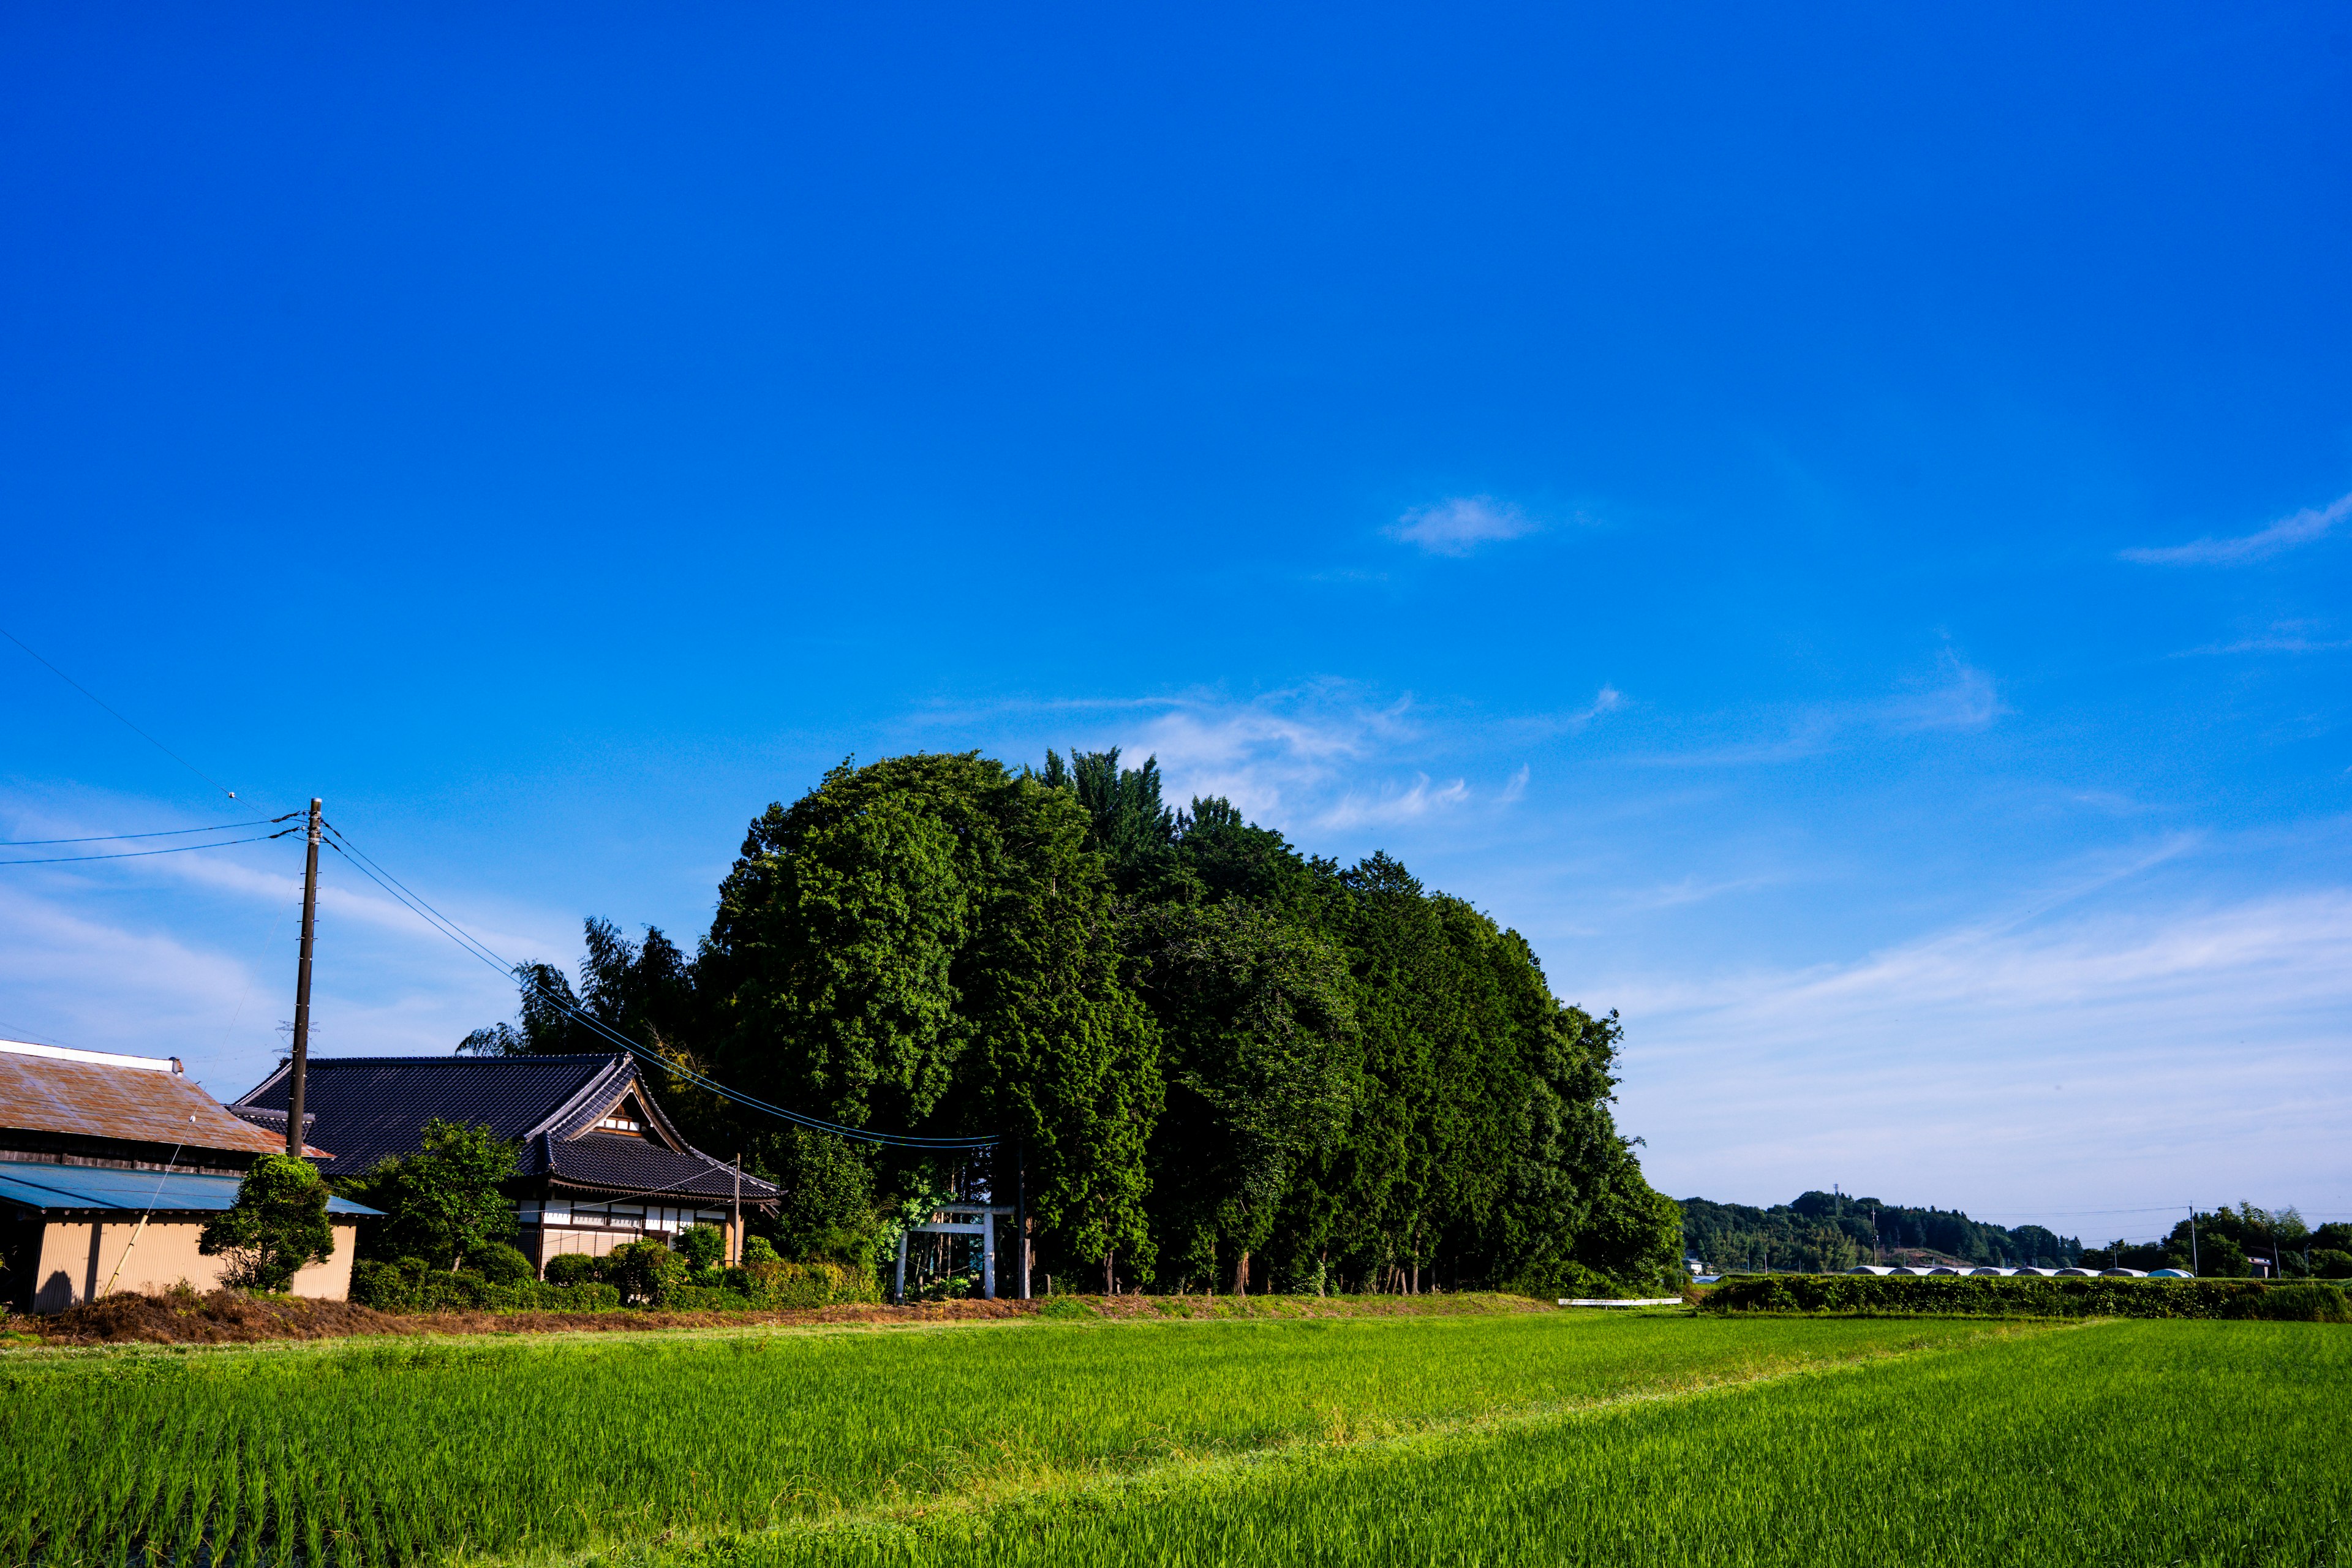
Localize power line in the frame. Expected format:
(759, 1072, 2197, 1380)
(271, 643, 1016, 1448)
(0, 813, 295, 847)
(317, 821, 995, 1151)
(0, 827, 301, 866)
(0, 625, 242, 803)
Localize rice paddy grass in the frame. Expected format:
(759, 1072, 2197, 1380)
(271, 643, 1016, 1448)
(5, 1308, 2342, 1567)
(723, 1320, 2350, 1568)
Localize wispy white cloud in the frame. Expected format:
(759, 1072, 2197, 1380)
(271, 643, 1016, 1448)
(1317, 774, 1471, 831)
(1510, 685, 1626, 741)
(1610, 887, 2352, 1218)
(1387, 496, 1539, 556)
(2178, 622, 2352, 657)
(2122, 489, 2352, 566)
(1634, 873, 1779, 911)
(1881, 654, 2003, 732)
(1646, 656, 2001, 766)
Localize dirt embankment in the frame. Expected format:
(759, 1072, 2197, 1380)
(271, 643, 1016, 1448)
(15, 1290, 1035, 1346)
(10, 1288, 1545, 1347)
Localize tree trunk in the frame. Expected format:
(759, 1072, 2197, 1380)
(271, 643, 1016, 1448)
(1233, 1251, 1250, 1297)
(1104, 1251, 1115, 1295)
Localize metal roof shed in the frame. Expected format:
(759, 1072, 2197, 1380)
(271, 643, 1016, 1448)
(0, 1159, 375, 1312)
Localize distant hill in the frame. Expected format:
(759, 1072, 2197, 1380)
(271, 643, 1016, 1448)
(1679, 1191, 2084, 1273)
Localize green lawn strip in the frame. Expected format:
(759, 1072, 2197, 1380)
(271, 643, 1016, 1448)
(3, 1313, 1997, 1567)
(703, 1321, 2346, 1568)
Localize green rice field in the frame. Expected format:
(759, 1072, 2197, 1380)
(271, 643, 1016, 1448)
(4, 1306, 2344, 1567)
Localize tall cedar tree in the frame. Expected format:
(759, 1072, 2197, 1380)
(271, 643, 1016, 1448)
(1126, 899, 1359, 1292)
(698, 754, 1163, 1284)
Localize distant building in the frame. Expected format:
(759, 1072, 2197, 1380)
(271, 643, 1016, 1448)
(0, 1039, 373, 1311)
(230, 1054, 780, 1273)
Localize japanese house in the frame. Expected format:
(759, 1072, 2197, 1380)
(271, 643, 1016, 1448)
(0, 1039, 372, 1311)
(230, 1053, 778, 1273)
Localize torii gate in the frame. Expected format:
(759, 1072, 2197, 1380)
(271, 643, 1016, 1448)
(894, 1203, 1016, 1301)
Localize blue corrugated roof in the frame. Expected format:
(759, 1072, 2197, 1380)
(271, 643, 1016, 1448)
(0, 1159, 378, 1215)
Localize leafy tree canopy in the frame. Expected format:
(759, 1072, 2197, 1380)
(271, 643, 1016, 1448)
(199, 1153, 336, 1291)
(342, 1118, 519, 1272)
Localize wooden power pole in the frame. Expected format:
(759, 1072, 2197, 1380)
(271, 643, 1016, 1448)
(285, 797, 322, 1159)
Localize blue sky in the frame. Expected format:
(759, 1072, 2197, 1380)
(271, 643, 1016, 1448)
(4, 4, 2347, 1238)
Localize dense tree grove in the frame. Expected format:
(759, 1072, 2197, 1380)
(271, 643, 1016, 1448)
(464, 749, 1683, 1295)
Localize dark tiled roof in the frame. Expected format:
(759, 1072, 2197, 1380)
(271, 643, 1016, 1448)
(234, 1055, 624, 1176)
(230, 1055, 775, 1206)
(534, 1131, 777, 1202)
(0, 1159, 379, 1215)
(0, 1045, 289, 1160)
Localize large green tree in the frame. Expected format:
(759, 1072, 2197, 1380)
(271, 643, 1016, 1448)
(343, 1119, 519, 1271)
(699, 754, 1163, 1286)
(1128, 899, 1359, 1293)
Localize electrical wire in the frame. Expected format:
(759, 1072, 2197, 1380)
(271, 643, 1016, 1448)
(0, 827, 302, 866)
(0, 625, 242, 802)
(317, 821, 995, 1150)
(0, 815, 292, 847)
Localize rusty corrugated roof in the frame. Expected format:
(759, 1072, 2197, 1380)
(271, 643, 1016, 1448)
(0, 1050, 292, 1158)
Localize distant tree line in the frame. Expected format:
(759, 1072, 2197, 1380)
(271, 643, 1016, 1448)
(459, 749, 1683, 1295)
(2086, 1205, 2352, 1280)
(1679, 1191, 2085, 1272)
(1681, 1193, 2352, 1278)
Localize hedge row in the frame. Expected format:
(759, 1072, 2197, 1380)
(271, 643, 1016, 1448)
(1698, 1273, 2351, 1321)
(350, 1262, 622, 1313)
(350, 1255, 880, 1314)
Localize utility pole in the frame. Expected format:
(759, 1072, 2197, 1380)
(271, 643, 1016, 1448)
(285, 798, 322, 1159)
(733, 1154, 742, 1268)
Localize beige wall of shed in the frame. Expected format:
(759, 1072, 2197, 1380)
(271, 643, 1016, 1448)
(28, 1216, 361, 1312)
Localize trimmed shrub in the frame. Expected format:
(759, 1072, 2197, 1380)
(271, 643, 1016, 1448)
(602, 1240, 688, 1306)
(1698, 1273, 2350, 1320)
(742, 1235, 782, 1267)
(473, 1243, 535, 1286)
(543, 1253, 602, 1288)
(200, 1153, 336, 1291)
